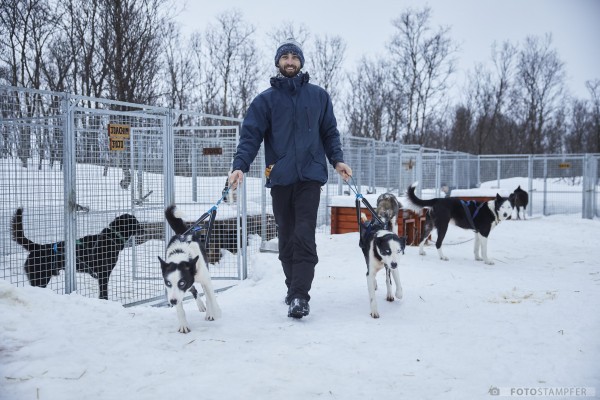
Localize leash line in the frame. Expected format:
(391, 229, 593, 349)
(344, 177, 385, 227)
(182, 185, 231, 247)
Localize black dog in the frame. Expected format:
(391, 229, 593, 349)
(11, 208, 144, 300)
(509, 185, 529, 220)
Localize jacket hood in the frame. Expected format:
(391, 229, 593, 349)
(270, 72, 310, 92)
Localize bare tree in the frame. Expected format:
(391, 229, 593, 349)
(310, 34, 346, 103)
(204, 9, 256, 117)
(229, 39, 261, 118)
(461, 41, 519, 154)
(586, 79, 600, 153)
(344, 57, 391, 140)
(100, 0, 168, 104)
(0, 0, 57, 167)
(448, 105, 474, 152)
(161, 22, 197, 121)
(190, 32, 220, 116)
(565, 99, 589, 153)
(388, 6, 457, 144)
(516, 34, 565, 154)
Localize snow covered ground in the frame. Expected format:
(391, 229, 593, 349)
(1, 212, 599, 399)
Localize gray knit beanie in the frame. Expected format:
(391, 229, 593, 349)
(274, 38, 305, 69)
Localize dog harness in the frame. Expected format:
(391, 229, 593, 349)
(460, 200, 486, 232)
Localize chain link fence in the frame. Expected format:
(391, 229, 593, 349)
(1, 85, 274, 307)
(2, 85, 598, 306)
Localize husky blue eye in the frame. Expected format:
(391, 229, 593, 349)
(165, 281, 172, 287)
(178, 281, 186, 288)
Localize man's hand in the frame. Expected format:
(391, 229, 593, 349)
(334, 162, 352, 182)
(228, 170, 244, 190)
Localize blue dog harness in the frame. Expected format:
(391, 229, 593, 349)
(460, 200, 486, 232)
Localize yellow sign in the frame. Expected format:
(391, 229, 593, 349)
(109, 137, 126, 151)
(559, 162, 571, 169)
(108, 123, 130, 138)
(108, 123, 130, 151)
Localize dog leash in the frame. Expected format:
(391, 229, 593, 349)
(345, 177, 385, 227)
(182, 186, 231, 247)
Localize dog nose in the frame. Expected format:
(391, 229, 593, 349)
(391, 262, 397, 269)
(170, 299, 178, 306)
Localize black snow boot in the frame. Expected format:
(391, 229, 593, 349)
(288, 298, 310, 319)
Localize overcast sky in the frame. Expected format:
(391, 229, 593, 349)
(175, 0, 599, 100)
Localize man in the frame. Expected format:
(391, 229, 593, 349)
(228, 38, 352, 319)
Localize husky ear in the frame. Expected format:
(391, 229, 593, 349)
(158, 256, 168, 273)
(187, 256, 199, 275)
(496, 193, 502, 202)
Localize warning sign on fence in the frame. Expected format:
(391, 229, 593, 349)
(108, 123, 130, 151)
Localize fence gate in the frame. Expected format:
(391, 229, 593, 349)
(1, 86, 254, 306)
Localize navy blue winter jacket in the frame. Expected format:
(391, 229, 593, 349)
(231, 72, 344, 188)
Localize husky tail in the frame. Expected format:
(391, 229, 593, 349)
(402, 182, 437, 212)
(11, 208, 40, 252)
(165, 205, 189, 235)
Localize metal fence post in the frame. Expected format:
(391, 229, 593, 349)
(582, 153, 595, 219)
(416, 148, 423, 197)
(543, 158, 548, 216)
(241, 179, 248, 280)
(527, 155, 533, 217)
(164, 109, 175, 230)
(435, 151, 441, 197)
(62, 93, 77, 294)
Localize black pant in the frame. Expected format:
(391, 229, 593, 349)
(270, 181, 321, 302)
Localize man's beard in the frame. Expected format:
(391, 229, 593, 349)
(278, 64, 300, 78)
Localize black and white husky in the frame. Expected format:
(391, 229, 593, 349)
(158, 205, 221, 333)
(359, 214, 406, 319)
(402, 182, 512, 265)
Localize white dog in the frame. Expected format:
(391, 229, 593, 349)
(158, 205, 221, 333)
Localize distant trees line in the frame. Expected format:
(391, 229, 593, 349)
(1, 0, 598, 156)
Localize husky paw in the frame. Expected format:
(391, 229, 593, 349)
(419, 250, 426, 256)
(440, 256, 449, 261)
(196, 299, 206, 312)
(484, 260, 495, 265)
(475, 256, 483, 261)
(386, 295, 395, 302)
(395, 289, 403, 300)
(370, 311, 380, 319)
(178, 325, 191, 334)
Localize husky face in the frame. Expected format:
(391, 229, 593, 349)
(373, 231, 405, 270)
(495, 195, 513, 221)
(159, 256, 198, 305)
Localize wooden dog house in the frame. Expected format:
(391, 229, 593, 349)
(330, 205, 427, 246)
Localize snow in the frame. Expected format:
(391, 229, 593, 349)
(2, 211, 599, 399)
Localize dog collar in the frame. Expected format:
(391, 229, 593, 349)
(108, 228, 127, 244)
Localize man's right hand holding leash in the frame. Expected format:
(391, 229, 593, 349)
(335, 162, 352, 182)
